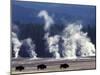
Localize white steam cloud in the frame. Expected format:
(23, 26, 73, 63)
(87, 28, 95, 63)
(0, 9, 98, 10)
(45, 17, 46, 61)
(21, 38, 37, 58)
(46, 35, 61, 58)
(62, 24, 95, 58)
(38, 10, 54, 32)
(12, 25, 37, 59)
(38, 10, 61, 58)
(38, 10, 95, 59)
(12, 32, 22, 58)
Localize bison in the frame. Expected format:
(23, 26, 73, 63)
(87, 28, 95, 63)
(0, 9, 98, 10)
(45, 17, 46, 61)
(60, 64, 69, 69)
(15, 65, 24, 71)
(37, 64, 47, 70)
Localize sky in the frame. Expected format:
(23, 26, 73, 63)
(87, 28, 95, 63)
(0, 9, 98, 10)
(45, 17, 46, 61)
(12, 0, 96, 26)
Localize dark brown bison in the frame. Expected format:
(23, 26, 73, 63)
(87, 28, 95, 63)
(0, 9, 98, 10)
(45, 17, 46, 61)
(37, 64, 47, 70)
(60, 64, 69, 69)
(15, 65, 24, 71)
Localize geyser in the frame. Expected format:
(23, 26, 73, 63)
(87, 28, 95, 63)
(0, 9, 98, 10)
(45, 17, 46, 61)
(38, 10, 95, 59)
(61, 24, 95, 58)
(12, 32, 21, 58)
(38, 10, 60, 58)
(19, 38, 37, 58)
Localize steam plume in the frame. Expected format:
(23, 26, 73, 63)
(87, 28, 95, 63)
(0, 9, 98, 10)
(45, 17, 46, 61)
(12, 24, 19, 34)
(19, 38, 37, 58)
(38, 10, 95, 59)
(46, 35, 60, 58)
(61, 24, 95, 58)
(38, 10, 61, 58)
(38, 10, 54, 32)
(12, 25, 37, 59)
(12, 32, 21, 58)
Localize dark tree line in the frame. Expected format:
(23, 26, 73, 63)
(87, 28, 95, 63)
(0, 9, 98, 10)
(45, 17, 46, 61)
(12, 21, 96, 57)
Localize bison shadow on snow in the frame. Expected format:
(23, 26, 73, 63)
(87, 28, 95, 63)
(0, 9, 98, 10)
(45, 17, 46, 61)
(37, 64, 47, 70)
(60, 64, 69, 69)
(15, 65, 24, 71)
